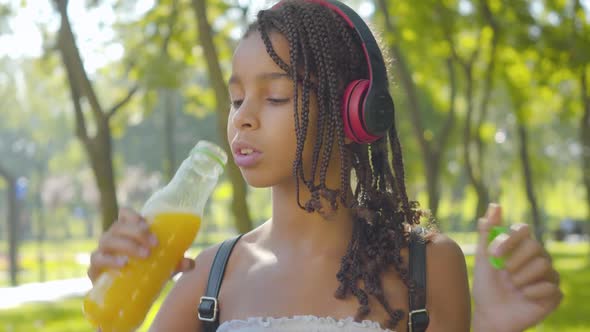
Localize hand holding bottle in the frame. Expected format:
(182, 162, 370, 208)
(87, 208, 195, 285)
(83, 141, 227, 332)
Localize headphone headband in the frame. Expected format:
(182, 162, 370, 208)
(271, 0, 395, 142)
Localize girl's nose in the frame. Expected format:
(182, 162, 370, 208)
(231, 99, 259, 130)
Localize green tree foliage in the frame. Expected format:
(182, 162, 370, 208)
(1, 0, 588, 261)
(376, 0, 588, 239)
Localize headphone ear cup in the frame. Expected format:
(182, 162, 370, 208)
(342, 79, 377, 143)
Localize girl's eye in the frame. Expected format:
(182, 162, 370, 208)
(231, 100, 243, 109)
(267, 98, 290, 105)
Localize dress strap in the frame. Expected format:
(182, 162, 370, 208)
(198, 234, 243, 332)
(408, 227, 429, 332)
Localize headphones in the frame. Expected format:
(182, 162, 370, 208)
(272, 0, 395, 144)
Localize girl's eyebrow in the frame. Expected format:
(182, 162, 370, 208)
(228, 72, 291, 85)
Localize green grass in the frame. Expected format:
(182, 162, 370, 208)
(0, 238, 98, 287)
(0, 298, 91, 332)
(0, 238, 588, 331)
(0, 285, 171, 332)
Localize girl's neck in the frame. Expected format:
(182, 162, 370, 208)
(264, 184, 354, 258)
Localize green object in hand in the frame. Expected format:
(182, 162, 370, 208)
(488, 225, 510, 269)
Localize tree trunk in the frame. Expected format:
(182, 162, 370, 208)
(162, 89, 177, 181)
(461, 63, 490, 221)
(34, 164, 47, 282)
(191, 0, 253, 233)
(436, 1, 491, 222)
(55, 0, 136, 231)
(160, 4, 179, 182)
(377, 0, 458, 219)
(516, 121, 544, 246)
(424, 159, 441, 218)
(87, 125, 119, 231)
(474, 6, 499, 200)
(0, 164, 19, 286)
(579, 68, 590, 259)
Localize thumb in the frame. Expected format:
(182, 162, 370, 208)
(171, 257, 196, 278)
(476, 203, 503, 258)
(178, 257, 196, 272)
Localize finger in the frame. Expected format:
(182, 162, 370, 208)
(550, 269, 561, 284)
(510, 256, 552, 288)
(504, 237, 543, 273)
(521, 281, 562, 301)
(99, 235, 151, 259)
(178, 257, 196, 272)
(88, 251, 128, 282)
(476, 203, 502, 257)
(171, 258, 196, 278)
(489, 223, 530, 257)
(118, 207, 145, 224)
(111, 221, 158, 249)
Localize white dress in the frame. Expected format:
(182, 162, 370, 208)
(217, 315, 395, 332)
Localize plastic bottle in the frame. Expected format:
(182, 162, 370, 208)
(83, 141, 227, 332)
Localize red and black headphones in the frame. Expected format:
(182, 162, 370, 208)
(272, 0, 395, 144)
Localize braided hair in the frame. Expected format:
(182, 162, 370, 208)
(245, 1, 427, 328)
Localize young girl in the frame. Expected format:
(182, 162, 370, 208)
(87, 1, 562, 331)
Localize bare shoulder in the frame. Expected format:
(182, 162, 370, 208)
(148, 242, 222, 332)
(423, 232, 471, 332)
(425, 232, 466, 265)
(148, 225, 266, 332)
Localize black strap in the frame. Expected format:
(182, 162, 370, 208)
(198, 234, 243, 332)
(198, 231, 427, 332)
(408, 228, 429, 332)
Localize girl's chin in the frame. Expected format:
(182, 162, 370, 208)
(239, 171, 277, 188)
(239, 169, 293, 189)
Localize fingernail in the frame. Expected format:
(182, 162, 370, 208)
(139, 247, 150, 258)
(487, 203, 498, 215)
(117, 256, 128, 266)
(488, 233, 508, 256)
(149, 235, 158, 247)
(488, 244, 500, 257)
(478, 217, 489, 232)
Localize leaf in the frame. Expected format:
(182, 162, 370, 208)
(401, 28, 417, 42)
(212, 181, 232, 201)
(479, 122, 496, 143)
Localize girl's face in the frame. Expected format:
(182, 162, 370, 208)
(227, 30, 319, 189)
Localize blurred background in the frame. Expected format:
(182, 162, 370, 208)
(0, 0, 588, 331)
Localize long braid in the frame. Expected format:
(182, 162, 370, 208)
(281, 6, 305, 210)
(299, 6, 328, 211)
(246, 1, 426, 329)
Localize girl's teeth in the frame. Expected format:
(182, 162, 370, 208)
(241, 148, 254, 155)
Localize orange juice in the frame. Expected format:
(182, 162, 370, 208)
(83, 211, 201, 332)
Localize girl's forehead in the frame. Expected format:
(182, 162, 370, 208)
(232, 31, 291, 72)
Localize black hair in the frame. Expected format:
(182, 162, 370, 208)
(245, 1, 428, 328)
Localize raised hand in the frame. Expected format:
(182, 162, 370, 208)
(471, 204, 563, 332)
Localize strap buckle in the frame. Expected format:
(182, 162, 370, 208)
(408, 308, 429, 332)
(198, 296, 218, 322)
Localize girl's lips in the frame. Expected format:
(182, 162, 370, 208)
(231, 140, 262, 168)
(233, 151, 262, 168)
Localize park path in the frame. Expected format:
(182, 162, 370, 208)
(0, 277, 91, 309)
